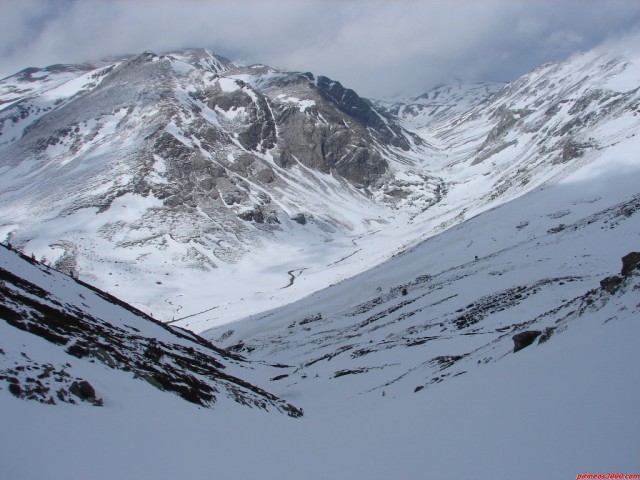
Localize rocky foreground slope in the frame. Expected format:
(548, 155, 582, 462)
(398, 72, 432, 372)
(0, 243, 301, 416)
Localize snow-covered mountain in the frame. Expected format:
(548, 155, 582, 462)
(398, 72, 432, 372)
(374, 81, 505, 129)
(3, 117, 640, 480)
(3, 43, 640, 328)
(1, 39, 640, 479)
(0, 48, 440, 324)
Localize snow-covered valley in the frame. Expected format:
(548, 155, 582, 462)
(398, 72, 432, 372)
(2, 142, 639, 479)
(1, 37, 640, 479)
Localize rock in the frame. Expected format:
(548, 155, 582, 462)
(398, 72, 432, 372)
(537, 326, 555, 344)
(600, 275, 623, 294)
(291, 213, 307, 225)
(238, 208, 264, 223)
(253, 208, 264, 224)
(254, 167, 275, 184)
(266, 213, 280, 225)
(91, 347, 117, 368)
(512, 330, 542, 353)
(69, 380, 96, 401)
(621, 252, 640, 276)
(8, 382, 22, 397)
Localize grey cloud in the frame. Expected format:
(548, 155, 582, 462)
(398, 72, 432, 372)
(1, 0, 640, 98)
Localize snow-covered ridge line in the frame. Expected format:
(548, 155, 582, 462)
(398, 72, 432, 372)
(1, 41, 639, 331)
(0, 46, 441, 325)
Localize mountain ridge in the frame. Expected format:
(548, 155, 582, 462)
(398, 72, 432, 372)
(0, 47, 440, 323)
(1, 40, 640, 480)
(1, 43, 639, 328)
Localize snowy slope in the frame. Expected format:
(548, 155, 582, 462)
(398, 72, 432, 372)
(2, 130, 639, 480)
(374, 81, 505, 129)
(201, 140, 640, 479)
(206, 141, 640, 402)
(1, 40, 640, 480)
(0, 244, 301, 415)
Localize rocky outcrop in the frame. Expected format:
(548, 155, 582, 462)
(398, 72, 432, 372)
(314, 75, 411, 151)
(512, 330, 542, 353)
(600, 275, 623, 294)
(599, 252, 640, 294)
(621, 252, 640, 276)
(69, 380, 98, 403)
(0, 245, 303, 417)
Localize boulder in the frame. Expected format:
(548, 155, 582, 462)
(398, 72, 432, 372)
(600, 275, 623, 294)
(69, 380, 96, 401)
(512, 330, 542, 353)
(621, 252, 640, 276)
(291, 213, 307, 225)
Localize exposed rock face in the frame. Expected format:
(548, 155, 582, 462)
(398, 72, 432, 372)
(314, 75, 412, 151)
(512, 331, 542, 353)
(274, 97, 389, 188)
(0, 48, 433, 283)
(0, 245, 303, 416)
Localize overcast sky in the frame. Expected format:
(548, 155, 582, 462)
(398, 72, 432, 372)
(2, 0, 640, 98)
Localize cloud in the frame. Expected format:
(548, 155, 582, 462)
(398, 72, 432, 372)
(2, 0, 640, 98)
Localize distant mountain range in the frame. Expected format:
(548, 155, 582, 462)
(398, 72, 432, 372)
(1, 40, 640, 479)
(3, 44, 638, 327)
(374, 80, 505, 128)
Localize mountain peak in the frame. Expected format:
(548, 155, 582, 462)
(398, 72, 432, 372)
(163, 47, 235, 74)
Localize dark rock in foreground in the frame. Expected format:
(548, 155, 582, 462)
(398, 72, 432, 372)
(512, 330, 542, 353)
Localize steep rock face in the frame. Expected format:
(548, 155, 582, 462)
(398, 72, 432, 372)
(0, 48, 443, 323)
(314, 75, 412, 151)
(272, 80, 389, 188)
